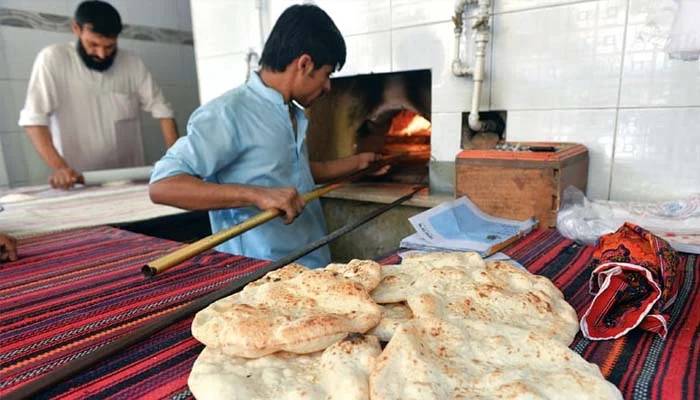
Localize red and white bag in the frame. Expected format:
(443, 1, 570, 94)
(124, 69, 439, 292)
(581, 223, 683, 340)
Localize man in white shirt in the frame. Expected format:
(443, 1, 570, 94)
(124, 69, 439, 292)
(18, 0, 179, 189)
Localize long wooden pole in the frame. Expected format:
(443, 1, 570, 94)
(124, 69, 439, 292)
(142, 156, 402, 276)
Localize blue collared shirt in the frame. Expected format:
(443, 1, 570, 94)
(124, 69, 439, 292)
(150, 73, 331, 268)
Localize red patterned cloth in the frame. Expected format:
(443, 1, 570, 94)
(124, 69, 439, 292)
(581, 223, 683, 340)
(1, 227, 698, 399)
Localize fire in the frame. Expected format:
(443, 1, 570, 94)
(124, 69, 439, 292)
(387, 110, 431, 136)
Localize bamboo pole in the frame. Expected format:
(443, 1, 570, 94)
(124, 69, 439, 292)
(142, 156, 401, 277)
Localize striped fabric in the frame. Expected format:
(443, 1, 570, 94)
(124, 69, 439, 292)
(0, 227, 697, 399)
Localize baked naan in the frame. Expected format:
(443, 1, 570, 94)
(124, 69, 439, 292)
(192, 268, 381, 358)
(367, 303, 413, 342)
(370, 317, 622, 400)
(189, 334, 381, 400)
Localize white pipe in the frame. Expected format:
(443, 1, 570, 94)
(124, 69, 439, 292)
(451, 0, 473, 76)
(467, 0, 490, 132)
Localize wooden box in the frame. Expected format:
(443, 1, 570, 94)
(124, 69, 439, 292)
(455, 142, 589, 228)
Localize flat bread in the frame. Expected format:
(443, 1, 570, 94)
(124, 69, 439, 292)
(243, 263, 308, 291)
(192, 269, 381, 358)
(407, 261, 579, 344)
(324, 259, 382, 291)
(371, 252, 486, 304)
(189, 334, 381, 400)
(370, 316, 622, 400)
(367, 303, 413, 342)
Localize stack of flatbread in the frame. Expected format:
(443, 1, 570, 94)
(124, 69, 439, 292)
(188, 254, 622, 400)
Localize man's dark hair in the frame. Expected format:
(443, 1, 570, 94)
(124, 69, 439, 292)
(260, 4, 346, 72)
(74, 0, 123, 37)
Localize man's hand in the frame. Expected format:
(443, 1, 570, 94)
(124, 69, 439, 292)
(49, 167, 83, 190)
(0, 233, 18, 262)
(355, 152, 390, 176)
(252, 187, 306, 224)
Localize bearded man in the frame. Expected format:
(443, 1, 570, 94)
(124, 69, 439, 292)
(19, 0, 179, 189)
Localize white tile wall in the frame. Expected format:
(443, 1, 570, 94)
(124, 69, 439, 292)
(196, 52, 248, 104)
(336, 31, 391, 77)
(391, 0, 454, 28)
(0, 141, 8, 187)
(493, 0, 594, 14)
(393, 21, 491, 113)
(0, 80, 25, 133)
(125, 39, 183, 86)
(610, 107, 700, 201)
(0, 27, 73, 80)
(506, 109, 617, 199)
(191, 0, 259, 59)
(431, 112, 463, 162)
(0, 131, 29, 186)
(270, 0, 391, 37)
(619, 0, 700, 107)
(0, 0, 71, 14)
(177, 0, 193, 32)
(491, 0, 627, 110)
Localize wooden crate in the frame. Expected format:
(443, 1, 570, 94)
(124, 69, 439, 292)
(455, 142, 588, 228)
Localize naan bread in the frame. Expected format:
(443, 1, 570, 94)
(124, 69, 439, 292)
(371, 252, 486, 304)
(243, 263, 309, 291)
(370, 317, 622, 400)
(192, 269, 381, 358)
(367, 303, 413, 342)
(407, 261, 579, 345)
(189, 334, 381, 400)
(325, 259, 382, 291)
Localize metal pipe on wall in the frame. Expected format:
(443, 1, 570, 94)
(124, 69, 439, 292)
(452, 0, 491, 132)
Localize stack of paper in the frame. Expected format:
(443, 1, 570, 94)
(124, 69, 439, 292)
(400, 197, 537, 256)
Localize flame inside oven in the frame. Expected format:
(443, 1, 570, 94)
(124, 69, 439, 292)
(381, 110, 431, 164)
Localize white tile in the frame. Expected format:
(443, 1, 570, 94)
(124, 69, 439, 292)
(506, 109, 617, 200)
(0, 46, 7, 80)
(19, 130, 51, 185)
(191, 0, 259, 59)
(431, 112, 463, 162)
(610, 107, 700, 202)
(392, 21, 490, 113)
(0, 80, 27, 133)
(180, 45, 198, 84)
(195, 52, 248, 104)
(66, 0, 180, 29)
(335, 31, 391, 77)
(139, 110, 165, 164)
(494, 0, 593, 14)
(391, 0, 454, 28)
(270, 0, 391, 36)
(176, 0, 193, 31)
(0, 27, 73, 80)
(0, 131, 29, 186)
(619, 0, 700, 107)
(162, 84, 200, 130)
(491, 0, 627, 110)
(127, 40, 183, 85)
(0, 138, 9, 187)
(0, 0, 71, 14)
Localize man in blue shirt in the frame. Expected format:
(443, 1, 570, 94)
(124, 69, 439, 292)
(149, 5, 385, 268)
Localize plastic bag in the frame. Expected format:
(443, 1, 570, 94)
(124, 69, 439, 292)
(556, 186, 700, 253)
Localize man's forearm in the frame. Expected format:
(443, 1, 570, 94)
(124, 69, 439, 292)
(149, 174, 260, 210)
(159, 118, 179, 148)
(310, 156, 360, 183)
(24, 125, 69, 170)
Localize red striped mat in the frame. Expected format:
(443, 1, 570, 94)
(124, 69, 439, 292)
(0, 227, 697, 399)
